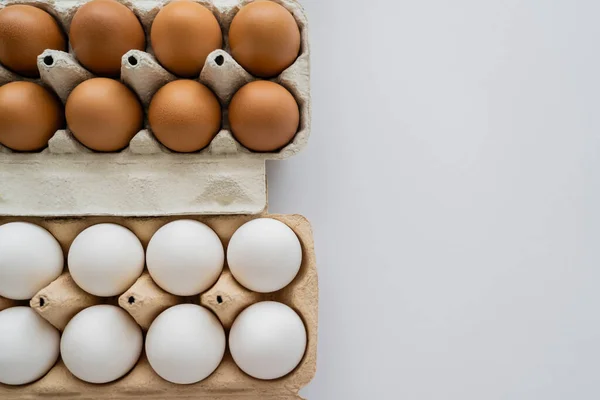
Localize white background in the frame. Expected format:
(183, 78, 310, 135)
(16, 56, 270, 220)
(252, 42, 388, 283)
(267, 0, 600, 399)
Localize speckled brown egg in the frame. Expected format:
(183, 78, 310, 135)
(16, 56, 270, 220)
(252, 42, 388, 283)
(0, 82, 64, 151)
(69, 0, 145, 76)
(148, 80, 221, 153)
(151, 1, 222, 78)
(229, 1, 300, 78)
(0, 5, 66, 78)
(66, 78, 143, 152)
(229, 80, 299, 152)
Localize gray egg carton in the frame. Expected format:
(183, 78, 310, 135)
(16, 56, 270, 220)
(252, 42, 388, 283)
(0, 0, 310, 216)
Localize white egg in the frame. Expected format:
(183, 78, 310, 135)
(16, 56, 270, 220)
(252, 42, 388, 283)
(227, 218, 302, 293)
(146, 304, 225, 384)
(60, 305, 142, 384)
(68, 224, 144, 296)
(0, 222, 63, 300)
(229, 301, 306, 380)
(146, 220, 224, 296)
(0, 307, 60, 385)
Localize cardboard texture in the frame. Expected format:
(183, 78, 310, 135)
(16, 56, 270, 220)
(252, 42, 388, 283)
(0, 213, 318, 399)
(0, 0, 311, 216)
(0, 1, 317, 397)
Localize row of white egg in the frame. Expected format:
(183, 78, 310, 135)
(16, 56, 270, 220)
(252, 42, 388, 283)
(0, 300, 307, 385)
(0, 217, 302, 300)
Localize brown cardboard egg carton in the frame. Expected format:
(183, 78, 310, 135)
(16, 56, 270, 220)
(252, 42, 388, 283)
(0, 0, 310, 216)
(0, 213, 318, 400)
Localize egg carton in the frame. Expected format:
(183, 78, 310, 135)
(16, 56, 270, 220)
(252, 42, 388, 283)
(0, 0, 310, 216)
(0, 213, 318, 400)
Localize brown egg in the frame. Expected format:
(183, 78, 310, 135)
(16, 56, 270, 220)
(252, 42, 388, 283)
(151, 1, 222, 78)
(229, 81, 299, 152)
(0, 5, 66, 78)
(0, 82, 63, 151)
(66, 78, 143, 152)
(69, 0, 145, 76)
(148, 80, 221, 152)
(229, 1, 300, 78)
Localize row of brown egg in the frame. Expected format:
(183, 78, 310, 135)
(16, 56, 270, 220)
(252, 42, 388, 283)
(0, 0, 309, 156)
(0, 76, 298, 153)
(0, 0, 302, 79)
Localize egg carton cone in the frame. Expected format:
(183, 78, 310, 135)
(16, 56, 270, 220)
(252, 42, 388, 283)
(29, 272, 102, 330)
(0, 213, 318, 399)
(0, 0, 310, 216)
(118, 271, 182, 329)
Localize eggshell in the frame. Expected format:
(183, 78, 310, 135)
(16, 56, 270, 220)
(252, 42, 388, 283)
(0, 81, 64, 152)
(0, 307, 60, 385)
(146, 220, 224, 296)
(0, 5, 66, 78)
(229, 301, 306, 380)
(0, 222, 63, 300)
(146, 304, 225, 384)
(151, 1, 222, 78)
(60, 305, 143, 384)
(229, 80, 299, 152)
(0, 214, 319, 398)
(227, 218, 301, 293)
(229, 0, 300, 78)
(65, 78, 143, 152)
(148, 80, 221, 152)
(68, 223, 144, 297)
(69, 0, 145, 76)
